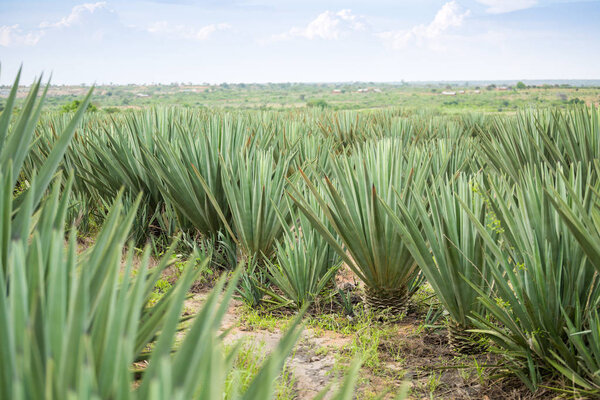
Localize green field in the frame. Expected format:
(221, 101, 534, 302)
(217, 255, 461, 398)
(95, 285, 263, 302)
(2, 71, 600, 399)
(4, 80, 600, 113)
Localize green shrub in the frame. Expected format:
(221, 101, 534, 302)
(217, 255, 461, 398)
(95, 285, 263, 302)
(61, 99, 98, 113)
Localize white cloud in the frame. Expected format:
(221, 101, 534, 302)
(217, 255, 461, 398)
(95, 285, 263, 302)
(146, 22, 231, 41)
(378, 1, 470, 49)
(39, 2, 109, 28)
(1, 2, 113, 47)
(476, 0, 538, 14)
(0, 24, 44, 47)
(273, 9, 365, 41)
(3, 2, 227, 48)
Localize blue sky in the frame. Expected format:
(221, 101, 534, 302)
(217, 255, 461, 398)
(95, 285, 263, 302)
(1, 0, 599, 84)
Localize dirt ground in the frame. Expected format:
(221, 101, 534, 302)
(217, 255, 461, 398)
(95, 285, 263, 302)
(181, 284, 560, 400)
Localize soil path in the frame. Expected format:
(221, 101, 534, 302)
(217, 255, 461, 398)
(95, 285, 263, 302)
(185, 293, 351, 399)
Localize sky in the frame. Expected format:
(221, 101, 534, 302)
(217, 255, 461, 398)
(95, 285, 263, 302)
(1, 0, 599, 84)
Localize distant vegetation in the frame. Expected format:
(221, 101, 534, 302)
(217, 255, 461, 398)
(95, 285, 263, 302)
(306, 98, 329, 108)
(60, 99, 98, 113)
(3, 80, 598, 114)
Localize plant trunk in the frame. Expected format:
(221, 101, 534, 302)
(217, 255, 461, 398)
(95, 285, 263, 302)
(364, 286, 409, 319)
(447, 322, 485, 355)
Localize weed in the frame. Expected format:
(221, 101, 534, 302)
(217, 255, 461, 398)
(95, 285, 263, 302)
(238, 306, 293, 332)
(426, 372, 442, 397)
(225, 340, 297, 399)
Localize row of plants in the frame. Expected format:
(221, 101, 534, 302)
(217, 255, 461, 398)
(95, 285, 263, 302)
(26, 81, 600, 395)
(1, 70, 366, 399)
